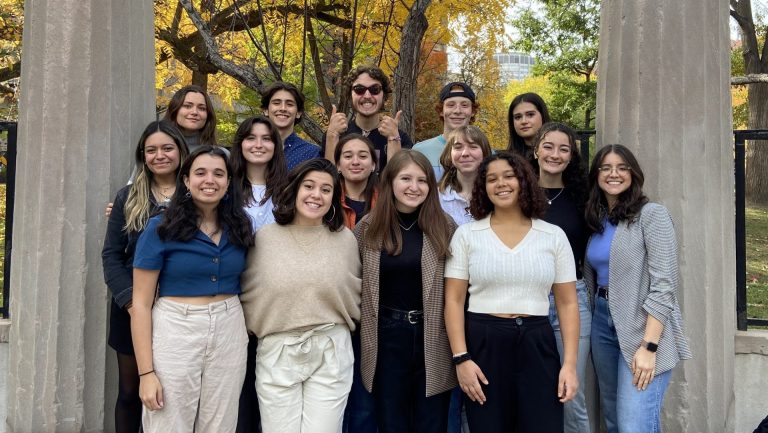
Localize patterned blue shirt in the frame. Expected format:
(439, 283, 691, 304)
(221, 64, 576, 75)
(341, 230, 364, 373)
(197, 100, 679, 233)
(284, 132, 321, 171)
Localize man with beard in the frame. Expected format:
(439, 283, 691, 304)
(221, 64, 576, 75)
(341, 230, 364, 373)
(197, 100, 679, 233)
(323, 66, 413, 172)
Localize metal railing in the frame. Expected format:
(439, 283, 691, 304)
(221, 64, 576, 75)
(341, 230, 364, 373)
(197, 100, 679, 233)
(734, 130, 768, 330)
(0, 121, 17, 319)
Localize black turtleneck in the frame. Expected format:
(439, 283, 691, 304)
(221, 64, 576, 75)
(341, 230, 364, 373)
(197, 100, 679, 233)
(379, 210, 424, 311)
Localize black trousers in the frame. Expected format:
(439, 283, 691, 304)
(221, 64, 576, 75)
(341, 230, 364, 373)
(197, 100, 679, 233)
(236, 334, 261, 433)
(373, 313, 451, 433)
(464, 312, 563, 433)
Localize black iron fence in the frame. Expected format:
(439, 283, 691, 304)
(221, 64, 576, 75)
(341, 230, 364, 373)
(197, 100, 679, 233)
(734, 130, 768, 330)
(0, 125, 761, 327)
(0, 121, 17, 319)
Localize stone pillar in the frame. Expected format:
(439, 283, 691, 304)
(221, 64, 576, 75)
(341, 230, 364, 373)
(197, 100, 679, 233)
(596, 2, 735, 432)
(8, 0, 155, 431)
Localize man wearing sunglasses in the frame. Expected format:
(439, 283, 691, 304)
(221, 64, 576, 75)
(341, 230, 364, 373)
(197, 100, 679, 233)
(413, 82, 478, 179)
(322, 65, 413, 172)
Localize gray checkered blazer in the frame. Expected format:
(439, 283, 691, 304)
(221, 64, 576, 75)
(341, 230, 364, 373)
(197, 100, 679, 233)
(353, 214, 458, 397)
(584, 203, 692, 374)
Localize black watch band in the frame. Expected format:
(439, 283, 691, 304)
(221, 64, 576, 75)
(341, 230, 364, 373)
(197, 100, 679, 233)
(452, 352, 471, 365)
(641, 340, 659, 353)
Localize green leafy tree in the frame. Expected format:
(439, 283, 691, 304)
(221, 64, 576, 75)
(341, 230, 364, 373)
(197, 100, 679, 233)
(509, 0, 599, 129)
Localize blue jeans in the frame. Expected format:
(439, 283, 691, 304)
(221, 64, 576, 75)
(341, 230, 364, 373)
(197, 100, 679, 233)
(591, 295, 672, 433)
(548, 279, 593, 433)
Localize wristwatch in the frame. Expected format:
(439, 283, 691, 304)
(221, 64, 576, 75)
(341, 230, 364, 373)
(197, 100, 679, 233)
(641, 340, 659, 353)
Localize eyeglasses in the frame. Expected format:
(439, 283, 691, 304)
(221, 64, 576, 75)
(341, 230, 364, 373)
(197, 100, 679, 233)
(598, 164, 631, 175)
(352, 84, 383, 96)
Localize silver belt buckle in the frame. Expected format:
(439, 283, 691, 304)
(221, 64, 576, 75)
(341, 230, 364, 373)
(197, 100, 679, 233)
(407, 310, 421, 324)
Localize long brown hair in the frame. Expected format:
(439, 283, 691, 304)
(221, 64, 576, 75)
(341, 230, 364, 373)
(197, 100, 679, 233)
(230, 116, 287, 206)
(365, 150, 452, 257)
(164, 85, 217, 146)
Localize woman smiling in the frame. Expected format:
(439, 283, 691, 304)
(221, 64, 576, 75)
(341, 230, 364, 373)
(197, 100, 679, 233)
(240, 158, 362, 433)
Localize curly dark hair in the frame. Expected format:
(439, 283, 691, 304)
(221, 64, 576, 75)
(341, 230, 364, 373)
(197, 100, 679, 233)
(532, 122, 588, 215)
(585, 144, 649, 233)
(470, 152, 548, 220)
(157, 146, 254, 248)
(272, 158, 345, 231)
(344, 65, 393, 101)
(507, 92, 551, 157)
(229, 116, 287, 207)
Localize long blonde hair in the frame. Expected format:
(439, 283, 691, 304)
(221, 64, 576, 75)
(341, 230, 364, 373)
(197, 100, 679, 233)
(124, 121, 189, 232)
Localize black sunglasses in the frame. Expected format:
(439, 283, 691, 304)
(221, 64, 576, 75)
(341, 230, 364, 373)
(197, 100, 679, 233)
(352, 84, 383, 96)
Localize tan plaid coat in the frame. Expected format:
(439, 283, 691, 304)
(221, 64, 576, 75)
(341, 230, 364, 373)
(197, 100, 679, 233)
(353, 214, 458, 397)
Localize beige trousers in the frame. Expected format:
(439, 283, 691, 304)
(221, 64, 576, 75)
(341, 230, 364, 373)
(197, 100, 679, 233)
(256, 323, 354, 433)
(142, 296, 248, 433)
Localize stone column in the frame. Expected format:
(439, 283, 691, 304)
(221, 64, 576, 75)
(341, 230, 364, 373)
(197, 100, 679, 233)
(8, 0, 154, 431)
(596, 2, 734, 432)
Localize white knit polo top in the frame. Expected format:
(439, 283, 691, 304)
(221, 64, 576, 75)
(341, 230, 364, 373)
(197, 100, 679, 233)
(445, 216, 576, 316)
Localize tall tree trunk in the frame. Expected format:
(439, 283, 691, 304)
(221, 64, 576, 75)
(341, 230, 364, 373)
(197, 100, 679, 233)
(746, 82, 768, 204)
(192, 71, 209, 91)
(733, 0, 768, 203)
(392, 0, 431, 139)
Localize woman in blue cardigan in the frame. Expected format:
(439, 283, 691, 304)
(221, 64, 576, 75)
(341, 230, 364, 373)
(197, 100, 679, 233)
(584, 144, 692, 433)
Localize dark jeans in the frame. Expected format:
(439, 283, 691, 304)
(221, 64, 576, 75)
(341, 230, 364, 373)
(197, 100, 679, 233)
(464, 312, 563, 433)
(374, 313, 451, 433)
(343, 331, 377, 433)
(236, 334, 261, 433)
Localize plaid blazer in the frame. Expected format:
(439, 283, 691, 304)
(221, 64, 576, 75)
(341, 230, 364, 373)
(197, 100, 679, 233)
(353, 214, 458, 397)
(584, 203, 692, 375)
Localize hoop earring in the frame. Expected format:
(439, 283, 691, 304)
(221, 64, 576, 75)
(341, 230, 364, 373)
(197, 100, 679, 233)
(223, 192, 230, 201)
(184, 191, 192, 199)
(325, 205, 337, 223)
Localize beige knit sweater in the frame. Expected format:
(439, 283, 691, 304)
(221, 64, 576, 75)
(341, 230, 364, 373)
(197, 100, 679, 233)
(240, 223, 362, 337)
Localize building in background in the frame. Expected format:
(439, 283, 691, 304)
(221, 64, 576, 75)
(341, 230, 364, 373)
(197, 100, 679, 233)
(493, 51, 535, 83)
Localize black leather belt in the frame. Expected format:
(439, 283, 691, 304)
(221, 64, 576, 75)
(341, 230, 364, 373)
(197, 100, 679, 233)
(597, 286, 609, 299)
(380, 306, 423, 324)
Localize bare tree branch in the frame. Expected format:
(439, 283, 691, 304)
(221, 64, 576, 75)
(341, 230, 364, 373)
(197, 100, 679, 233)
(176, 0, 324, 142)
(732, 74, 768, 85)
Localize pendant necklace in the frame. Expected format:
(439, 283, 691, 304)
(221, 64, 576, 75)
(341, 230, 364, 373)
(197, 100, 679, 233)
(398, 220, 418, 231)
(153, 186, 174, 205)
(547, 188, 565, 205)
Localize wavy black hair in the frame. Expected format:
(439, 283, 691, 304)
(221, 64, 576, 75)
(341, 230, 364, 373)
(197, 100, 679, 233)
(272, 158, 345, 231)
(470, 151, 548, 220)
(585, 144, 649, 233)
(532, 122, 588, 215)
(157, 146, 254, 248)
(229, 116, 287, 207)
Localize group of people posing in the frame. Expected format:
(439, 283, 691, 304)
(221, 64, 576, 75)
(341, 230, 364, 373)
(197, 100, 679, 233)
(102, 65, 692, 433)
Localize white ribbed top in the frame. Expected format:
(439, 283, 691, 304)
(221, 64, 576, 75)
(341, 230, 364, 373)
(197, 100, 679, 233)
(445, 216, 576, 316)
